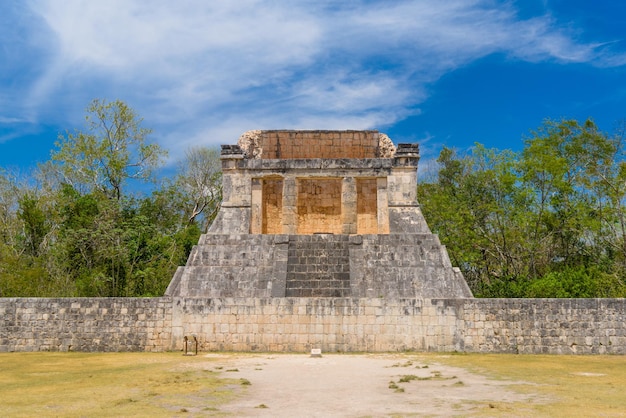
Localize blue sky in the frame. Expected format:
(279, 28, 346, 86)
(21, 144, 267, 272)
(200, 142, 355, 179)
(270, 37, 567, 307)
(1, 0, 626, 176)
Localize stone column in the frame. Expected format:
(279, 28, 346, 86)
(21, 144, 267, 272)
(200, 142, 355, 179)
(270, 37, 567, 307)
(387, 143, 429, 233)
(208, 145, 252, 234)
(282, 176, 297, 234)
(341, 177, 357, 234)
(377, 177, 390, 234)
(250, 178, 262, 234)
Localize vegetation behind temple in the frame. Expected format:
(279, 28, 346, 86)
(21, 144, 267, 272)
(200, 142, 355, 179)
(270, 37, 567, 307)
(418, 119, 626, 297)
(0, 99, 221, 297)
(2, 99, 625, 297)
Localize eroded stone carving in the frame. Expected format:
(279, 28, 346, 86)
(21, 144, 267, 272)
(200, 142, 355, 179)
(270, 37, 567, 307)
(237, 130, 263, 159)
(378, 133, 396, 157)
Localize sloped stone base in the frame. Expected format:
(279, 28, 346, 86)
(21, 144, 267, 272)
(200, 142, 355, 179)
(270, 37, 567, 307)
(166, 234, 472, 299)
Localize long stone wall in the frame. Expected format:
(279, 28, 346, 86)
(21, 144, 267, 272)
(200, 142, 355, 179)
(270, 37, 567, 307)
(463, 298, 626, 354)
(0, 298, 172, 352)
(1, 297, 624, 354)
(170, 298, 464, 352)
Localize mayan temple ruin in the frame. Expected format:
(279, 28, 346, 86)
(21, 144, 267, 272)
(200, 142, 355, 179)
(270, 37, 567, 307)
(166, 130, 472, 299)
(3, 130, 624, 354)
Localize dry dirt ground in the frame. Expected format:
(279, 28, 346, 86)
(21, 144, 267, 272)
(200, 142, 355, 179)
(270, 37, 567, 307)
(202, 353, 545, 417)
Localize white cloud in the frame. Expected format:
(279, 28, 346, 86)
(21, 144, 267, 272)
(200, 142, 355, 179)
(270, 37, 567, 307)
(0, 0, 624, 161)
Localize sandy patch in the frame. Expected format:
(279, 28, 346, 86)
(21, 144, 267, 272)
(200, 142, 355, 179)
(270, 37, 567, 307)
(202, 353, 544, 417)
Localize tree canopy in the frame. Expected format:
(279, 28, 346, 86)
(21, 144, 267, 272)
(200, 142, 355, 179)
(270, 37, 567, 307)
(0, 99, 221, 297)
(418, 119, 626, 297)
(52, 99, 166, 200)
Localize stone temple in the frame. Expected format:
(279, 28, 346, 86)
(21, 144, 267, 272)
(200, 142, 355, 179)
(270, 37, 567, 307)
(166, 130, 472, 299)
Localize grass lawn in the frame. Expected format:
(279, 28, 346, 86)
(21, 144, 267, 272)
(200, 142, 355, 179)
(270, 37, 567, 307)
(434, 352, 626, 417)
(0, 352, 240, 417)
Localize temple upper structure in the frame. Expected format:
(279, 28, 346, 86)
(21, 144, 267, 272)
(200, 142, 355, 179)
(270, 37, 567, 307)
(166, 130, 473, 299)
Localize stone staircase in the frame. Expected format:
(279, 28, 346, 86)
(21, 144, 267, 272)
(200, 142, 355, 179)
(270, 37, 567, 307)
(285, 235, 351, 297)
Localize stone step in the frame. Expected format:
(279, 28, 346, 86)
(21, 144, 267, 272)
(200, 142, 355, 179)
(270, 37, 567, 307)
(285, 235, 351, 297)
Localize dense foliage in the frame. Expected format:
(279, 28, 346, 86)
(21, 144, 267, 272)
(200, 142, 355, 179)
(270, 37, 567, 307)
(0, 100, 221, 297)
(418, 119, 626, 297)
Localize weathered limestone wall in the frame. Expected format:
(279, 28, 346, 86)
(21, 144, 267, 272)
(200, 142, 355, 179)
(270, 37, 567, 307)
(0, 298, 172, 352)
(357, 178, 378, 234)
(171, 298, 626, 354)
(241, 130, 382, 159)
(462, 298, 626, 354)
(2, 297, 624, 354)
(262, 178, 283, 234)
(166, 235, 290, 298)
(296, 178, 343, 234)
(349, 235, 471, 298)
(170, 298, 463, 352)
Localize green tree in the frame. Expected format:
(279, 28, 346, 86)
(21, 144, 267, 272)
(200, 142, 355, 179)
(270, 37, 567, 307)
(176, 146, 222, 229)
(585, 120, 626, 273)
(418, 119, 626, 297)
(0, 100, 210, 297)
(519, 119, 609, 277)
(17, 193, 49, 257)
(52, 99, 166, 200)
(0, 169, 20, 251)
